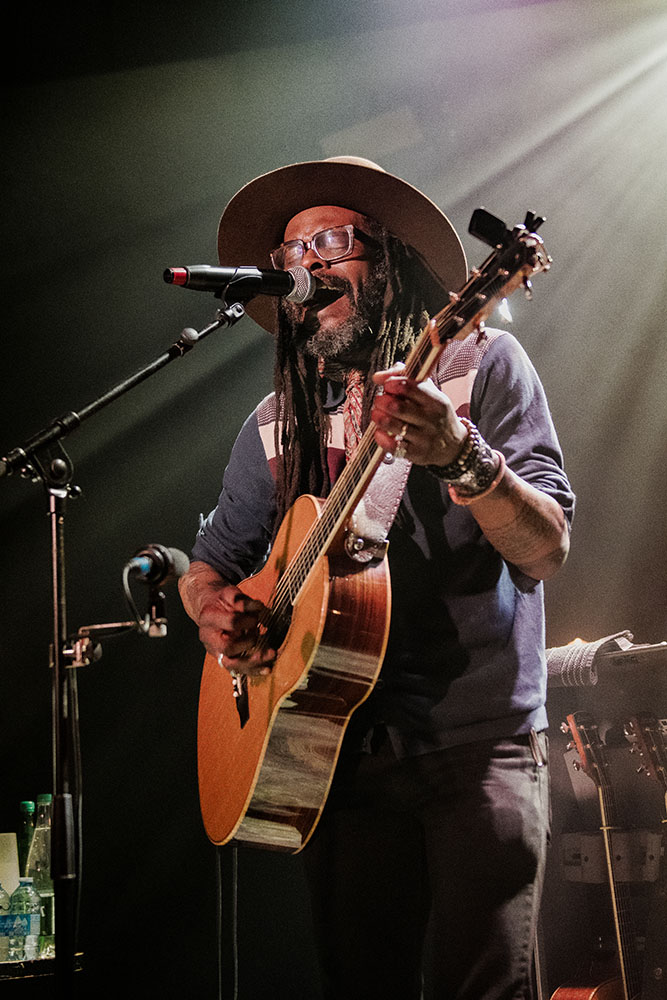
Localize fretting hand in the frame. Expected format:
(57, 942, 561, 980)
(371, 368, 468, 466)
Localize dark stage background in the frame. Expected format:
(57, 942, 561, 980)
(2, 2, 666, 997)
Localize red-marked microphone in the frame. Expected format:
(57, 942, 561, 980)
(163, 264, 323, 304)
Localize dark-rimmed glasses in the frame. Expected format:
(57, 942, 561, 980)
(271, 224, 374, 271)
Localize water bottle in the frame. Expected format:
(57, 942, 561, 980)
(7, 878, 41, 962)
(0, 881, 10, 963)
(18, 801, 35, 876)
(26, 794, 55, 959)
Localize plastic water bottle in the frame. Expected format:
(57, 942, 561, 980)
(0, 881, 10, 962)
(26, 794, 55, 959)
(7, 878, 41, 962)
(18, 801, 35, 876)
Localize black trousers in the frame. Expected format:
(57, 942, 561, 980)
(302, 728, 550, 1000)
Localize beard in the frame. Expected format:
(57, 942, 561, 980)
(281, 261, 388, 370)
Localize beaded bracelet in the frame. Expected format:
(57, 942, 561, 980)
(425, 417, 478, 481)
(425, 418, 500, 495)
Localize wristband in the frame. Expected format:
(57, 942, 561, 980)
(448, 451, 506, 505)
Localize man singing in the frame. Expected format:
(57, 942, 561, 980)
(179, 156, 574, 999)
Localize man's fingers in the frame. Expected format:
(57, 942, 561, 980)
(372, 362, 405, 386)
(199, 595, 265, 635)
(224, 591, 265, 613)
(218, 646, 276, 677)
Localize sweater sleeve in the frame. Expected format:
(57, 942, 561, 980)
(191, 405, 277, 584)
(471, 332, 575, 526)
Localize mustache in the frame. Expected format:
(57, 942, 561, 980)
(317, 273, 350, 293)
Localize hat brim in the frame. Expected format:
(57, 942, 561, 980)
(216, 159, 467, 334)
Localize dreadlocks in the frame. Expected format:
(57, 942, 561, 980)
(271, 229, 434, 533)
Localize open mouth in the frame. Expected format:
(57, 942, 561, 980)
(308, 285, 346, 310)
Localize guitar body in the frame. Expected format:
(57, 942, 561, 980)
(197, 494, 391, 852)
(550, 981, 624, 1000)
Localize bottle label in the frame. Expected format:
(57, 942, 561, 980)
(7, 913, 40, 936)
(10, 914, 29, 936)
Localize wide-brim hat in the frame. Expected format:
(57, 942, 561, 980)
(216, 156, 468, 334)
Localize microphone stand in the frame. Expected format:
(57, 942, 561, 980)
(1, 298, 246, 997)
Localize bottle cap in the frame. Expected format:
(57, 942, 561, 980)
(36, 793, 53, 805)
(20, 801, 35, 813)
(19, 877, 34, 883)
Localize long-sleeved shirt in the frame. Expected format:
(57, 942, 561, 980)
(192, 329, 575, 755)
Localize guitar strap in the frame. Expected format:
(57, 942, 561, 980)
(346, 451, 412, 562)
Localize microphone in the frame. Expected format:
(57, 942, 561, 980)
(126, 544, 190, 585)
(163, 264, 324, 304)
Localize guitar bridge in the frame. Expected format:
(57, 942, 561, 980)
(231, 670, 250, 728)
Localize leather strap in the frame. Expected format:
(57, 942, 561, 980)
(346, 451, 412, 562)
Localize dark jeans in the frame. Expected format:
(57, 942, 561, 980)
(302, 727, 550, 1000)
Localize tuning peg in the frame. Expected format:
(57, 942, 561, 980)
(565, 742, 576, 751)
(523, 278, 533, 300)
(560, 722, 571, 734)
(468, 208, 511, 249)
(524, 211, 546, 232)
(573, 760, 582, 771)
(636, 765, 647, 775)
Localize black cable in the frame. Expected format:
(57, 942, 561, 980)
(216, 843, 240, 999)
(67, 669, 83, 949)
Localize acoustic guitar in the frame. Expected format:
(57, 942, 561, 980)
(552, 713, 642, 1000)
(197, 209, 551, 852)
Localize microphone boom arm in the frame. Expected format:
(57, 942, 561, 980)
(1, 300, 246, 483)
(1, 294, 246, 994)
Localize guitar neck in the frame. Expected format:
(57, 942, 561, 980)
(276, 328, 437, 605)
(567, 713, 642, 1000)
(278, 220, 550, 607)
(596, 783, 642, 1000)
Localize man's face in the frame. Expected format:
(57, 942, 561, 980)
(280, 205, 388, 365)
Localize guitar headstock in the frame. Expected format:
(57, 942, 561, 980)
(468, 208, 546, 249)
(562, 711, 610, 789)
(624, 714, 667, 792)
(425, 209, 551, 357)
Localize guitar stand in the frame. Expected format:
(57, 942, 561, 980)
(0, 297, 247, 997)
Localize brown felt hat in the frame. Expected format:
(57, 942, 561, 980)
(216, 156, 468, 334)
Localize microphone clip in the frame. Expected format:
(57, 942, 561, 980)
(176, 301, 246, 351)
(146, 584, 168, 638)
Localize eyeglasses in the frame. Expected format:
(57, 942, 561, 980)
(270, 224, 375, 271)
